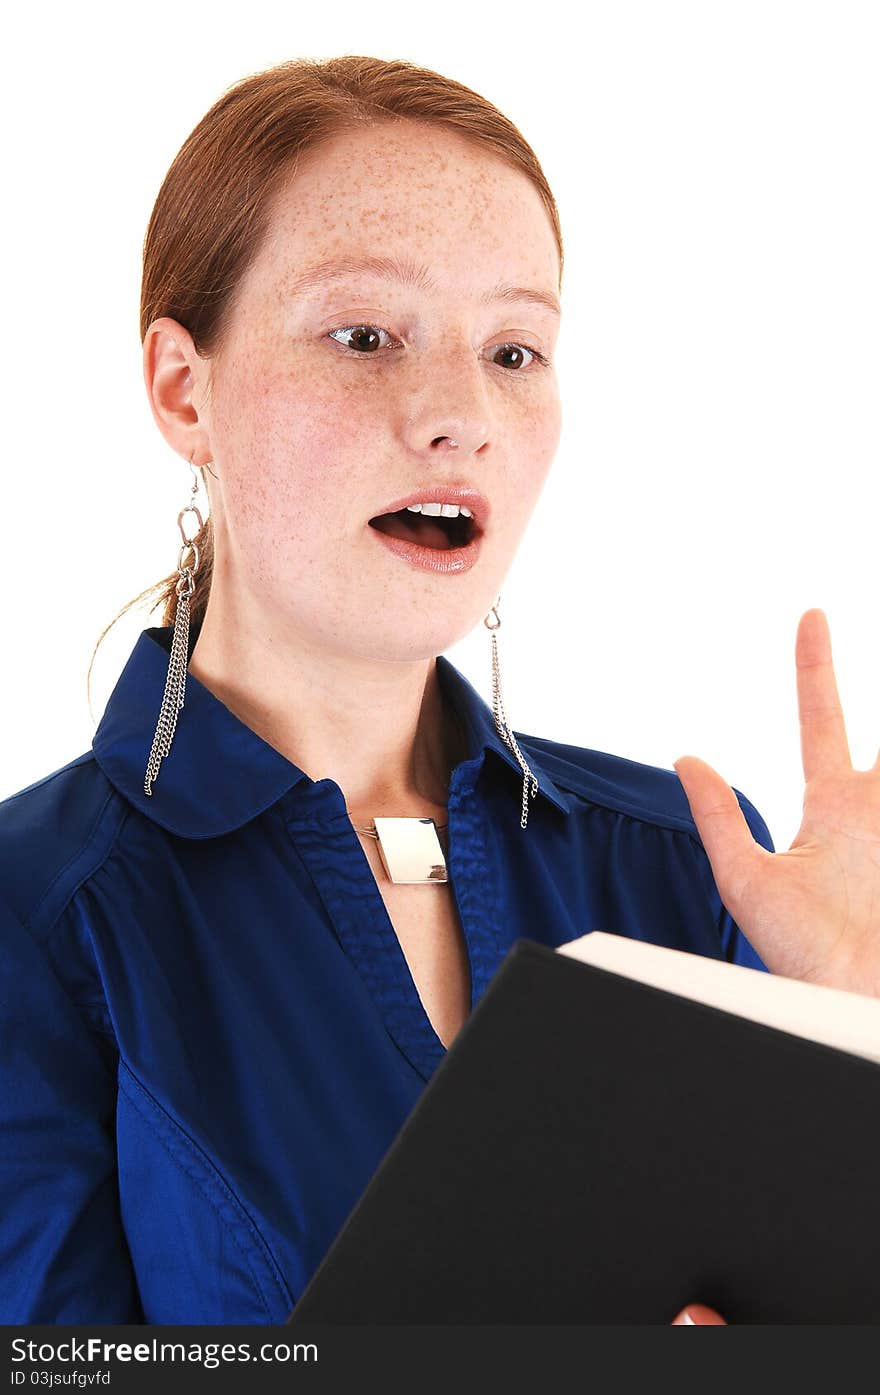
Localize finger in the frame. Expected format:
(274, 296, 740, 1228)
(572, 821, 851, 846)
(796, 608, 851, 782)
(671, 1303, 728, 1325)
(673, 755, 766, 906)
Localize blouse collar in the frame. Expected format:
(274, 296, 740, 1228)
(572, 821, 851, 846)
(92, 622, 572, 838)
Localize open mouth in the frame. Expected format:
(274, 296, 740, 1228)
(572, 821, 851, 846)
(368, 507, 477, 551)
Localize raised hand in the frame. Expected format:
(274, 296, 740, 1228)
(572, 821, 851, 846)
(674, 608, 880, 996)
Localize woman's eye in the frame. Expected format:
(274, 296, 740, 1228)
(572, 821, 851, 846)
(489, 342, 549, 372)
(328, 324, 395, 354)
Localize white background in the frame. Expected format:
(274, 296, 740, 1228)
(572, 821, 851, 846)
(1, 0, 877, 854)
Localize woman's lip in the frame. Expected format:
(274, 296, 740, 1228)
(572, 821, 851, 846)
(370, 487, 490, 533)
(367, 522, 483, 573)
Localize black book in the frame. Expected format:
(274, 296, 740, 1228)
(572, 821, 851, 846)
(287, 931, 880, 1324)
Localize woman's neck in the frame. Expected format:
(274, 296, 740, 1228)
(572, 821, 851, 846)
(187, 604, 470, 816)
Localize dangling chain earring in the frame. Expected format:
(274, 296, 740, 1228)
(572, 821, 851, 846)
(144, 452, 206, 796)
(483, 595, 538, 828)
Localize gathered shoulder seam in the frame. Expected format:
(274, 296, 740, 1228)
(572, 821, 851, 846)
(26, 785, 133, 946)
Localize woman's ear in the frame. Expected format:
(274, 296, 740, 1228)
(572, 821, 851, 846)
(143, 315, 212, 467)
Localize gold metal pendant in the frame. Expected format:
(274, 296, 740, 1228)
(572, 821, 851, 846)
(373, 817, 448, 884)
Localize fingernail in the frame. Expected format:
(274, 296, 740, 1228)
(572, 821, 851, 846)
(682, 1310, 696, 1324)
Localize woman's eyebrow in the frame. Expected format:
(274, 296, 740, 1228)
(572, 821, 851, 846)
(285, 253, 561, 317)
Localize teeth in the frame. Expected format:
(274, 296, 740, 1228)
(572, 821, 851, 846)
(404, 502, 474, 519)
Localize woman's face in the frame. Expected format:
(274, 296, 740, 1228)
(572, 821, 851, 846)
(188, 120, 562, 662)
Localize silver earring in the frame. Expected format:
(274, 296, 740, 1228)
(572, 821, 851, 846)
(483, 595, 538, 828)
(144, 453, 208, 796)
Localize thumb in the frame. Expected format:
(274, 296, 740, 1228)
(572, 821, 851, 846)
(671, 1303, 728, 1325)
(673, 755, 765, 908)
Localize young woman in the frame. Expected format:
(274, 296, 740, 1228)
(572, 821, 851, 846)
(1, 55, 876, 1327)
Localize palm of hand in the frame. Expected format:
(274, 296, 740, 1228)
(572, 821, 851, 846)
(674, 608, 880, 996)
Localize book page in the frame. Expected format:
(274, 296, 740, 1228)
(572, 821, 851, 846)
(555, 931, 880, 1065)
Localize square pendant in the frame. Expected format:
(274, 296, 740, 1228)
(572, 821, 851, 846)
(373, 817, 448, 884)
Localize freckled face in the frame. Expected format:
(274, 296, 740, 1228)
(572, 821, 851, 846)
(198, 120, 562, 662)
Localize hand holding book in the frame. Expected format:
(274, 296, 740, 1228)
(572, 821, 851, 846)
(674, 607, 880, 998)
(672, 1303, 727, 1325)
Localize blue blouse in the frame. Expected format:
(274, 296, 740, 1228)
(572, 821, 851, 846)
(0, 620, 772, 1324)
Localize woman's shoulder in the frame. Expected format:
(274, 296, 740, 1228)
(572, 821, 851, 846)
(516, 728, 774, 852)
(0, 751, 125, 936)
